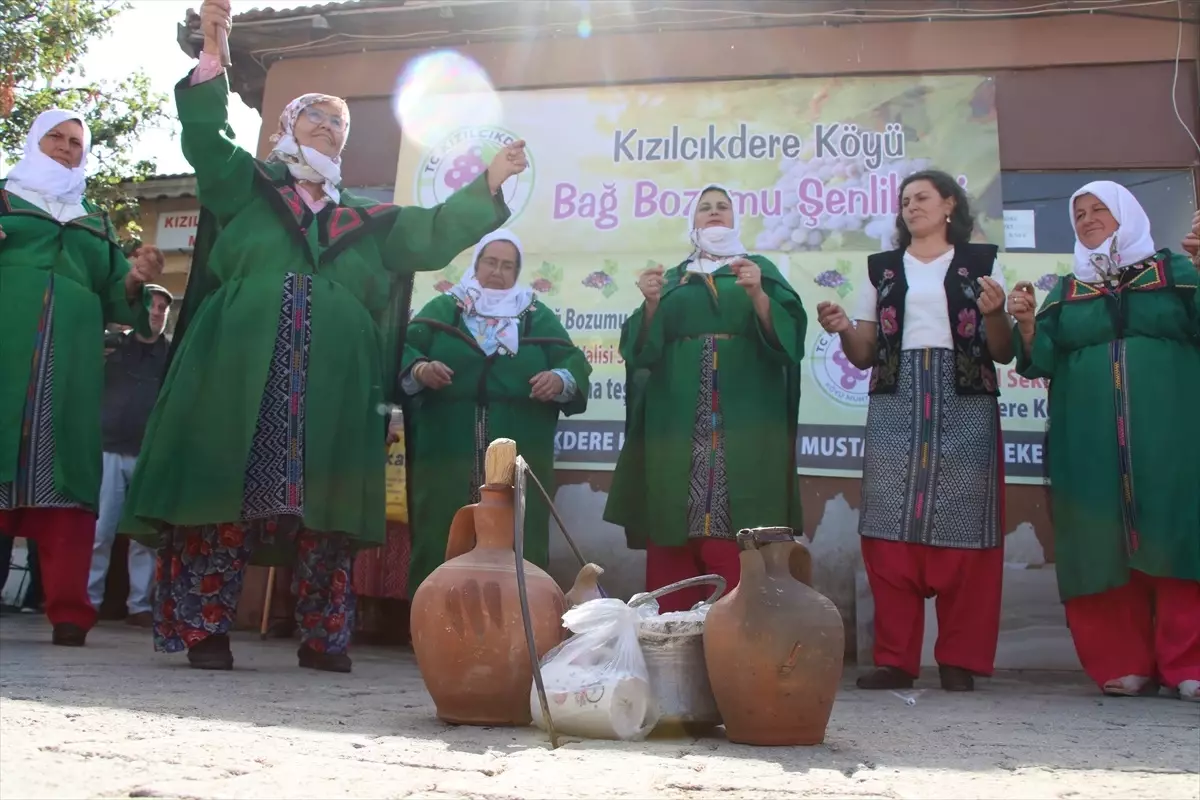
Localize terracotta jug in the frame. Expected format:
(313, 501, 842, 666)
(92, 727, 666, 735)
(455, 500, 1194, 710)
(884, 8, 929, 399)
(410, 439, 567, 726)
(703, 527, 844, 746)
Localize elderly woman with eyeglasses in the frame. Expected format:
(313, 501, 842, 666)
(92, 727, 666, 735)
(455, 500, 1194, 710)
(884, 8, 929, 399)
(121, 0, 525, 673)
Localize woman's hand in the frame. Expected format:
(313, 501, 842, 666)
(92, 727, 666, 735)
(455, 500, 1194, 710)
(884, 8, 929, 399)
(199, 0, 231, 56)
(486, 140, 528, 195)
(637, 264, 664, 307)
(1007, 282, 1036, 330)
(386, 416, 403, 446)
(730, 257, 764, 298)
(124, 246, 164, 297)
(976, 276, 1007, 318)
(529, 371, 565, 402)
(415, 361, 454, 390)
(0, 221, 6, 240)
(816, 301, 852, 334)
(1183, 209, 1200, 263)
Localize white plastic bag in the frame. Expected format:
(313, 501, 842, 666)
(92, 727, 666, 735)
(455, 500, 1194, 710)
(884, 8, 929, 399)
(530, 598, 659, 741)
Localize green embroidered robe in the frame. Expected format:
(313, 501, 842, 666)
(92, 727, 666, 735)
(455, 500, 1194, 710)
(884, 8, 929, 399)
(122, 71, 509, 559)
(0, 182, 150, 514)
(402, 293, 591, 591)
(604, 255, 807, 548)
(1013, 250, 1200, 602)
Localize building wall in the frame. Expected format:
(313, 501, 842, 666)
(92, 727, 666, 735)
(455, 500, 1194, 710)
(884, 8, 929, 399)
(133, 196, 198, 306)
(234, 10, 1199, 663)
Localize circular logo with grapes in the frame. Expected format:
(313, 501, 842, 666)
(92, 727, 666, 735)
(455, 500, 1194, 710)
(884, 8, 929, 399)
(415, 126, 535, 219)
(811, 332, 871, 409)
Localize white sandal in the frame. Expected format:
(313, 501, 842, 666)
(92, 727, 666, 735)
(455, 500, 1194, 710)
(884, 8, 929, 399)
(1177, 680, 1200, 702)
(1102, 675, 1155, 696)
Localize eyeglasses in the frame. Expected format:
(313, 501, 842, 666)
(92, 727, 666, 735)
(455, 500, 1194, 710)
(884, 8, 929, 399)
(301, 106, 346, 132)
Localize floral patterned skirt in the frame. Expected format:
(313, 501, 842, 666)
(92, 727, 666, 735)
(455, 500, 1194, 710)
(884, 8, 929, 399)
(153, 520, 354, 654)
(152, 274, 356, 654)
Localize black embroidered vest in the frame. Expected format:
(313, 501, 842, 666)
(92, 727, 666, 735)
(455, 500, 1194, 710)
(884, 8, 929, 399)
(867, 243, 1000, 397)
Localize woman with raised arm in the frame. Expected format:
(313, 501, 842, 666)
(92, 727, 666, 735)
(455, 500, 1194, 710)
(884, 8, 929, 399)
(605, 184, 807, 612)
(402, 229, 591, 592)
(1009, 182, 1199, 701)
(817, 169, 1012, 693)
(122, 0, 525, 673)
(0, 109, 163, 647)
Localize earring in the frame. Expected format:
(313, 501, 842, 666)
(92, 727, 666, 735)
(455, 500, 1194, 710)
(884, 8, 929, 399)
(946, 215, 951, 223)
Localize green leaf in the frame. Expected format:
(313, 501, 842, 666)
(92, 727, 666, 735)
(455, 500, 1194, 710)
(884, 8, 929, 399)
(603, 258, 619, 275)
(601, 281, 619, 299)
(836, 282, 854, 299)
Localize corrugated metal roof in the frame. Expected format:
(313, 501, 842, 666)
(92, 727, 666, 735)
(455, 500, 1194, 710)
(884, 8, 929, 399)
(233, 0, 403, 24)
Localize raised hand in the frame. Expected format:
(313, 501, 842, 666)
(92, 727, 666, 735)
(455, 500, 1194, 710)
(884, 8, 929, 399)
(1183, 209, 1200, 264)
(1007, 282, 1036, 329)
(124, 246, 164, 297)
(976, 276, 1007, 317)
(638, 264, 665, 306)
(730, 257, 764, 298)
(816, 301, 852, 334)
(486, 140, 528, 194)
(199, 0, 232, 56)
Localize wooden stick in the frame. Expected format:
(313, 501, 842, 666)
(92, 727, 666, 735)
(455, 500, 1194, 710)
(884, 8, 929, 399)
(259, 566, 276, 640)
(216, 26, 232, 68)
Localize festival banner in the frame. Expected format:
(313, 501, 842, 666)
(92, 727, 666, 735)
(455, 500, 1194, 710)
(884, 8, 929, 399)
(394, 74, 1059, 485)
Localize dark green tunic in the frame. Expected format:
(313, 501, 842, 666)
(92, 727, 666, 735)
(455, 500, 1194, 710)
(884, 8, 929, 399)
(1013, 250, 1200, 602)
(123, 72, 508, 558)
(604, 256, 807, 548)
(0, 182, 149, 513)
(403, 293, 591, 591)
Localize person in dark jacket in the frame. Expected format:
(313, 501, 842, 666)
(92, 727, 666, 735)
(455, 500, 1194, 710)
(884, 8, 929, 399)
(86, 286, 172, 626)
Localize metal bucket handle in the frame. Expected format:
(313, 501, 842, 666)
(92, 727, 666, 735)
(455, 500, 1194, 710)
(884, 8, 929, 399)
(629, 574, 727, 609)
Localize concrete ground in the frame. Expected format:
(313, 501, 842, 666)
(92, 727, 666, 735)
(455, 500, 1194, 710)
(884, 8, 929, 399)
(1, 614, 1197, 800)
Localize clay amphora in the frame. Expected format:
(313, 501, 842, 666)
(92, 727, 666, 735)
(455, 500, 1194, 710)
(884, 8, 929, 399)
(410, 439, 567, 726)
(702, 527, 844, 746)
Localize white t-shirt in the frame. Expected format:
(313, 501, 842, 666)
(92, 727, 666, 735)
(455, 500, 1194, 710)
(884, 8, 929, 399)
(851, 248, 1006, 351)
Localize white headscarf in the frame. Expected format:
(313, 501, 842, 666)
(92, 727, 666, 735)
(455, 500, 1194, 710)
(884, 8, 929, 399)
(4, 109, 91, 219)
(448, 229, 535, 356)
(267, 93, 349, 204)
(685, 183, 749, 274)
(1069, 181, 1157, 282)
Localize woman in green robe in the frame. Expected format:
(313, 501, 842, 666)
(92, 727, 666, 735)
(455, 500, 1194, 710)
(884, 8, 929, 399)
(604, 184, 807, 612)
(122, 1, 526, 672)
(1010, 181, 1200, 701)
(402, 229, 591, 592)
(0, 109, 160, 647)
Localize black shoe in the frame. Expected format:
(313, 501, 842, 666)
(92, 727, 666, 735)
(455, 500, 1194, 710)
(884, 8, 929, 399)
(856, 666, 915, 690)
(51, 623, 87, 647)
(187, 633, 234, 670)
(939, 664, 975, 692)
(298, 645, 352, 673)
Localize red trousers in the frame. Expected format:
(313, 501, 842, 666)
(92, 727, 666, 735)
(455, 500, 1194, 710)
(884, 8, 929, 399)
(1065, 570, 1200, 689)
(0, 508, 97, 630)
(862, 536, 1004, 678)
(645, 538, 740, 613)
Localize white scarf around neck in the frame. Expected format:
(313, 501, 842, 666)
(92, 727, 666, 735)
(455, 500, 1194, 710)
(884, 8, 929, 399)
(685, 183, 749, 274)
(4, 108, 91, 219)
(1069, 181, 1157, 282)
(448, 229, 535, 355)
(267, 93, 348, 204)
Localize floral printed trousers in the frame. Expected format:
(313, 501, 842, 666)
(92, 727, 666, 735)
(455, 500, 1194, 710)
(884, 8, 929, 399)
(153, 520, 355, 655)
